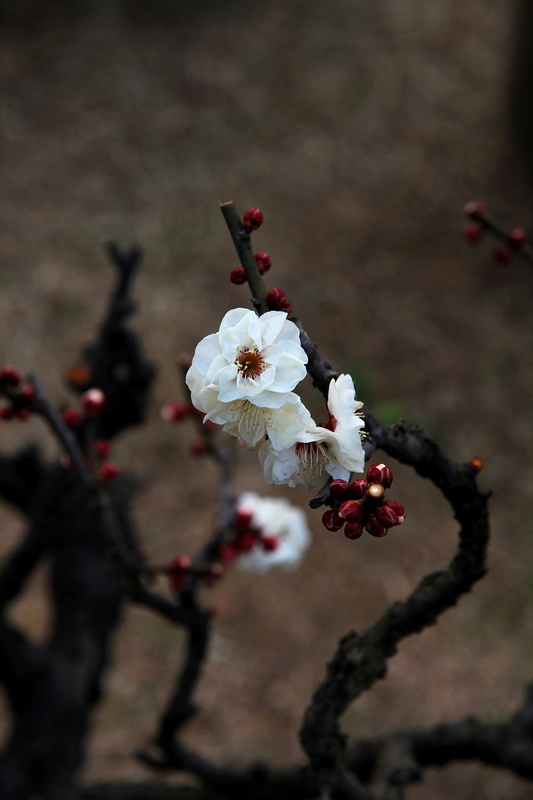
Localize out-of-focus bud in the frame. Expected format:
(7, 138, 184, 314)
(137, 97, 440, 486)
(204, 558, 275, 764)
(189, 440, 208, 457)
(329, 479, 350, 501)
(261, 535, 279, 552)
(374, 502, 402, 529)
(366, 463, 393, 488)
(322, 509, 344, 531)
(219, 543, 239, 564)
(16, 408, 31, 421)
(168, 554, 191, 592)
(0, 405, 14, 420)
(365, 515, 388, 537)
(344, 521, 364, 540)
(161, 402, 190, 422)
(242, 207, 263, 231)
(349, 479, 368, 499)
(0, 365, 21, 388)
(205, 562, 225, 587)
(508, 228, 527, 249)
(492, 246, 512, 266)
(62, 407, 82, 429)
(338, 500, 365, 524)
(19, 385, 37, 405)
(236, 532, 256, 551)
(462, 224, 484, 244)
(230, 267, 246, 285)
(98, 462, 119, 483)
(234, 507, 254, 532)
(81, 388, 106, 418)
(465, 201, 487, 217)
(93, 439, 111, 460)
(266, 287, 291, 314)
(255, 252, 272, 274)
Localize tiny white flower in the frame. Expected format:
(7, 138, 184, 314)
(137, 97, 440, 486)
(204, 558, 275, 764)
(235, 492, 311, 573)
(186, 308, 309, 447)
(258, 374, 365, 490)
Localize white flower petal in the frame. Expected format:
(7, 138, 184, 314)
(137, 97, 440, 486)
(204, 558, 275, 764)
(258, 311, 288, 346)
(192, 334, 222, 377)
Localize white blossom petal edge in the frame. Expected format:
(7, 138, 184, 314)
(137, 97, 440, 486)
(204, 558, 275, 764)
(258, 374, 365, 490)
(235, 492, 311, 573)
(187, 308, 308, 407)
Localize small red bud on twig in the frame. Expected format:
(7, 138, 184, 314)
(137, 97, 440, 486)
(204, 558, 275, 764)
(462, 224, 484, 244)
(329, 479, 350, 500)
(230, 267, 246, 285)
(338, 500, 365, 524)
(267, 287, 291, 314)
(98, 462, 119, 483)
(508, 228, 527, 249)
(93, 439, 111, 460)
(365, 515, 388, 537)
(374, 502, 402, 529)
(254, 252, 272, 274)
(349, 479, 368, 499)
(81, 388, 106, 418)
(15, 408, 31, 421)
(366, 463, 393, 488)
(344, 521, 364, 540)
(0, 405, 14, 420)
(492, 246, 512, 266)
(322, 509, 344, 532)
(219, 543, 238, 564)
(242, 207, 263, 232)
(62, 408, 82, 429)
(234, 508, 254, 531)
(0, 365, 21, 388)
(465, 201, 488, 217)
(236, 532, 256, 552)
(19, 385, 37, 406)
(189, 440, 208, 457)
(261, 535, 279, 552)
(161, 402, 190, 422)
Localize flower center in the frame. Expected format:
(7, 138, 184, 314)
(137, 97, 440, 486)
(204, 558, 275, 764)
(235, 347, 266, 380)
(296, 441, 331, 474)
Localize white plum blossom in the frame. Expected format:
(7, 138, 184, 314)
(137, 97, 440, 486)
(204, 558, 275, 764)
(259, 374, 365, 490)
(235, 492, 311, 573)
(186, 308, 309, 448)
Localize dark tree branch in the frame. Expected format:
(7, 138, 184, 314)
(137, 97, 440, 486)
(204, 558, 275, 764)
(220, 202, 270, 314)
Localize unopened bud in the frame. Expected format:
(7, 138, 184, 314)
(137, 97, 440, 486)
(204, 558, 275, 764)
(219, 543, 238, 564)
(0, 405, 14, 420)
(338, 500, 365, 524)
(234, 507, 254, 531)
(462, 224, 484, 244)
(465, 201, 488, 217)
(230, 266, 246, 285)
(366, 463, 393, 488)
(267, 287, 291, 314)
(322, 509, 344, 532)
(508, 228, 527, 249)
(98, 462, 119, 483)
(81, 388, 106, 418)
(254, 252, 272, 274)
(19, 385, 37, 405)
(349, 479, 368, 499)
(329, 479, 350, 501)
(374, 502, 401, 529)
(169, 554, 191, 592)
(93, 439, 111, 459)
(366, 483, 385, 500)
(161, 402, 190, 422)
(62, 407, 82, 429)
(492, 246, 512, 266)
(242, 207, 263, 231)
(344, 521, 364, 540)
(16, 407, 31, 421)
(388, 501, 405, 524)
(236, 532, 257, 551)
(0, 365, 21, 388)
(189, 440, 208, 457)
(365, 515, 388, 537)
(261, 535, 279, 552)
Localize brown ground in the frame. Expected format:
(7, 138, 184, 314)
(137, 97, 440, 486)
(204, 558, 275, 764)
(1, 1, 533, 798)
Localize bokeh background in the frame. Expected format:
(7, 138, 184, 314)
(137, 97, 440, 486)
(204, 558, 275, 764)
(0, 1, 533, 798)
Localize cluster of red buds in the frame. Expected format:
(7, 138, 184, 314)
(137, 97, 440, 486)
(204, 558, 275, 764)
(230, 252, 272, 286)
(462, 202, 530, 267)
(166, 554, 224, 593)
(0, 365, 37, 421)
(266, 287, 291, 314)
(322, 463, 405, 540)
(160, 400, 218, 457)
(62, 387, 107, 431)
(217, 506, 278, 565)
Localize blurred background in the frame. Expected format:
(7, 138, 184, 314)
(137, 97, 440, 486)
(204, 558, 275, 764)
(0, 1, 532, 798)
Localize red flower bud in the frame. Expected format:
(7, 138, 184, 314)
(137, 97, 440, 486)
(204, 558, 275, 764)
(0, 365, 21, 388)
(62, 407, 82, 429)
(98, 462, 119, 483)
(492, 246, 512, 266)
(462, 224, 484, 244)
(236, 532, 257, 552)
(267, 287, 291, 315)
(205, 563, 224, 586)
(230, 266, 246, 285)
(93, 439, 111, 460)
(338, 500, 365, 524)
(81, 388, 106, 418)
(387, 501, 405, 524)
(161, 402, 190, 422)
(189, 440, 208, 457)
(344, 521, 364, 540)
(366, 463, 393, 488)
(0, 405, 14, 420)
(349, 479, 368, 499)
(508, 228, 527, 249)
(15, 407, 31, 421)
(365, 515, 388, 537)
(322, 509, 344, 532)
(168, 554, 191, 592)
(261, 535, 279, 552)
(464, 201, 487, 217)
(329, 479, 350, 500)
(219, 543, 239, 564)
(374, 502, 401, 529)
(242, 207, 263, 231)
(234, 508, 254, 531)
(172, 554, 192, 572)
(254, 252, 272, 274)
(19, 385, 37, 405)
